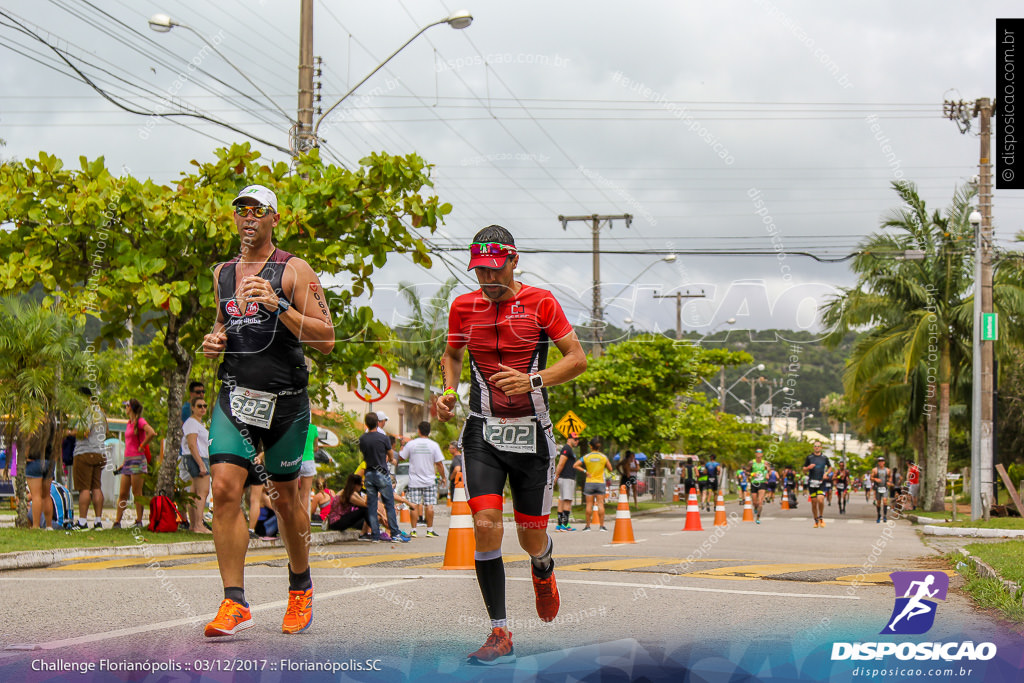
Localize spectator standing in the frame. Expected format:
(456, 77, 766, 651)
(399, 421, 446, 537)
(72, 389, 108, 530)
(617, 450, 639, 509)
(447, 442, 464, 499)
(907, 463, 921, 510)
(575, 437, 613, 531)
(113, 399, 155, 528)
(297, 423, 319, 520)
(181, 396, 212, 534)
(552, 433, 580, 531)
(181, 381, 205, 423)
(25, 436, 55, 530)
(359, 412, 409, 543)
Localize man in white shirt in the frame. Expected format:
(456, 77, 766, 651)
(399, 421, 447, 537)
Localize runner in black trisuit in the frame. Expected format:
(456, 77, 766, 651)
(834, 461, 851, 514)
(802, 441, 831, 528)
(201, 185, 335, 637)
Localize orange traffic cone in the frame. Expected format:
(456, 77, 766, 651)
(683, 487, 703, 531)
(742, 493, 755, 522)
(713, 492, 728, 527)
(441, 474, 476, 570)
(781, 492, 790, 510)
(611, 485, 636, 544)
(672, 485, 680, 503)
(399, 504, 410, 525)
(590, 498, 601, 526)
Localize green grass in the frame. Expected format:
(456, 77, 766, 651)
(912, 508, 1024, 529)
(0, 525, 330, 554)
(0, 527, 216, 554)
(949, 551, 1024, 625)
(964, 540, 1024, 586)
(911, 509, 951, 520)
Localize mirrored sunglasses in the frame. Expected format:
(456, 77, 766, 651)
(234, 204, 272, 218)
(470, 242, 516, 257)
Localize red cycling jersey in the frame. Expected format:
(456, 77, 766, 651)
(447, 285, 573, 418)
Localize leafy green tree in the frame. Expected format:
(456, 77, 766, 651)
(0, 299, 88, 526)
(821, 181, 1024, 511)
(0, 145, 451, 494)
(393, 278, 459, 421)
(548, 336, 750, 454)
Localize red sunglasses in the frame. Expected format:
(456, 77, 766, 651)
(470, 242, 517, 257)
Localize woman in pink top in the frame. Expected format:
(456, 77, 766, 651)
(113, 398, 157, 528)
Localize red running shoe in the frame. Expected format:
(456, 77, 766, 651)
(467, 627, 514, 665)
(532, 563, 560, 622)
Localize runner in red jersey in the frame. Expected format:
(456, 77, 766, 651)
(438, 225, 587, 665)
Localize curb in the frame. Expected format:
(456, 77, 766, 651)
(921, 524, 1024, 538)
(0, 530, 359, 572)
(957, 548, 1024, 604)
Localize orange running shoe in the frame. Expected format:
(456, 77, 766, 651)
(204, 599, 253, 637)
(818, 519, 826, 528)
(467, 627, 515, 665)
(532, 564, 560, 622)
(282, 588, 313, 634)
(813, 520, 820, 528)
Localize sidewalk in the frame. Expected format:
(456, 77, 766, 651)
(0, 499, 679, 572)
(0, 529, 361, 571)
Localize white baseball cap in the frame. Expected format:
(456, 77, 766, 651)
(232, 184, 278, 212)
(375, 411, 389, 422)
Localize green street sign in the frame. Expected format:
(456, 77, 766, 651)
(982, 313, 998, 341)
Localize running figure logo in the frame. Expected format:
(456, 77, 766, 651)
(881, 571, 949, 635)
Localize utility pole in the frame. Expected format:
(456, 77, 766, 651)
(945, 97, 995, 520)
(653, 291, 706, 340)
(294, 0, 315, 153)
(558, 214, 632, 357)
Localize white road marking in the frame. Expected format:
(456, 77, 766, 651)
(2, 578, 414, 651)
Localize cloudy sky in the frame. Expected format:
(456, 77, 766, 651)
(1, 1, 1018, 337)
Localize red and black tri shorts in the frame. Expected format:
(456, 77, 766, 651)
(459, 415, 557, 531)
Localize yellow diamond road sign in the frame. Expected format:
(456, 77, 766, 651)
(555, 411, 586, 439)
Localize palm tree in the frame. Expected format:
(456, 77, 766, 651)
(821, 181, 977, 511)
(394, 279, 460, 422)
(0, 298, 89, 526)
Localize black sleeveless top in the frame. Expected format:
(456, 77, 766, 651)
(216, 249, 308, 393)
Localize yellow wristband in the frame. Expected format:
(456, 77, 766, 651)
(443, 387, 457, 396)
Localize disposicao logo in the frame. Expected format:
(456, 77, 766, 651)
(831, 570, 997, 663)
(882, 571, 948, 635)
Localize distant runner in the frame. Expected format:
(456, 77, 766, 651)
(802, 442, 831, 528)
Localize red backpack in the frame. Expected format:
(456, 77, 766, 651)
(147, 495, 180, 533)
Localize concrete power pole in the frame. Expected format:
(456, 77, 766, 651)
(558, 214, 632, 357)
(945, 96, 995, 521)
(976, 98, 995, 521)
(295, 0, 315, 153)
(653, 292, 705, 340)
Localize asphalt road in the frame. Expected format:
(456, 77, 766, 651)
(0, 492, 1020, 682)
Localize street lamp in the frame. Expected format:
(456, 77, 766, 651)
(762, 385, 794, 434)
(969, 208, 993, 520)
(147, 13, 294, 123)
(606, 254, 677, 304)
(711, 362, 764, 414)
(313, 10, 473, 142)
